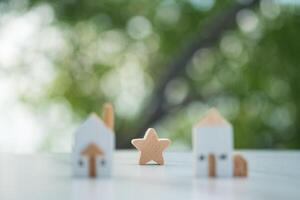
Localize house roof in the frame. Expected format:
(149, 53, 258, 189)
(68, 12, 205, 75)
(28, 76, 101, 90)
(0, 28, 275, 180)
(88, 113, 104, 125)
(196, 108, 231, 127)
(77, 113, 111, 133)
(74, 113, 114, 154)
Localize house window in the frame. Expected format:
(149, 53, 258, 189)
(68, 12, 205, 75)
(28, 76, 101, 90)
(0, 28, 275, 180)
(100, 159, 106, 166)
(219, 154, 227, 160)
(198, 154, 205, 161)
(78, 159, 84, 167)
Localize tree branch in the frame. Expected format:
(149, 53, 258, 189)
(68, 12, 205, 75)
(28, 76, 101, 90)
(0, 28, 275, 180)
(117, 0, 260, 148)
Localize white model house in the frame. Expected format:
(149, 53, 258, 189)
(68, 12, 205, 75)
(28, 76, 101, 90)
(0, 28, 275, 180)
(72, 104, 115, 178)
(193, 108, 233, 177)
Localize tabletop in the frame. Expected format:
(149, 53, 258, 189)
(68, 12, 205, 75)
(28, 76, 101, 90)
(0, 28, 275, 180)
(0, 150, 300, 200)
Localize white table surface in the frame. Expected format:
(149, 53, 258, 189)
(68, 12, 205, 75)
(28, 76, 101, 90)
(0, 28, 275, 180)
(0, 150, 300, 200)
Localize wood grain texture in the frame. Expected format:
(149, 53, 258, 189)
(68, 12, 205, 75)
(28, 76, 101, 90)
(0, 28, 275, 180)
(102, 102, 114, 132)
(197, 108, 230, 127)
(233, 154, 247, 177)
(131, 128, 171, 165)
(208, 154, 216, 177)
(81, 143, 104, 177)
(1, 151, 300, 200)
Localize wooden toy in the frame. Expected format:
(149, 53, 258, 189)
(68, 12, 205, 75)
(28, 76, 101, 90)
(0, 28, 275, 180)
(72, 103, 115, 178)
(193, 108, 233, 177)
(131, 128, 171, 165)
(233, 154, 248, 177)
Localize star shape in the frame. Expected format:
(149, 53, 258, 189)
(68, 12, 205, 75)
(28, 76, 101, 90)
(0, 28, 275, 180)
(131, 128, 171, 165)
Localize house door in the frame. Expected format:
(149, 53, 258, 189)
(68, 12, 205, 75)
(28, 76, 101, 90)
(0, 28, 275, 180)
(81, 143, 104, 178)
(208, 154, 216, 177)
(89, 156, 97, 177)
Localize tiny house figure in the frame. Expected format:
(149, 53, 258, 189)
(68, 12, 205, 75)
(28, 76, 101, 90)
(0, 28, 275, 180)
(193, 108, 233, 178)
(72, 103, 115, 178)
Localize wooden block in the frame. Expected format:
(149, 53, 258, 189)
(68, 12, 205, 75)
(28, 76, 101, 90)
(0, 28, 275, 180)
(131, 128, 171, 165)
(233, 154, 248, 177)
(102, 102, 114, 132)
(81, 143, 104, 178)
(193, 107, 233, 177)
(72, 110, 114, 178)
(208, 154, 216, 177)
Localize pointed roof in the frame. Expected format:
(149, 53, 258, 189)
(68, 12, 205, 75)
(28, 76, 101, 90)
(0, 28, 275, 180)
(196, 108, 230, 127)
(89, 112, 103, 123)
(77, 112, 113, 133)
(74, 113, 114, 155)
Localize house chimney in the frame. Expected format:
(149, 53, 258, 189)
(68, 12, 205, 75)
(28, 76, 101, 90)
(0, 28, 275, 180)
(102, 102, 114, 132)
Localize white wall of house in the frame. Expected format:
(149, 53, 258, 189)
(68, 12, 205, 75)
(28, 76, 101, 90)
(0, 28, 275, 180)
(72, 114, 114, 178)
(193, 124, 233, 177)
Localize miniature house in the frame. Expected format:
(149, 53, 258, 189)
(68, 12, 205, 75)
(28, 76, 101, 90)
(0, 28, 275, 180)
(193, 108, 233, 177)
(72, 104, 115, 178)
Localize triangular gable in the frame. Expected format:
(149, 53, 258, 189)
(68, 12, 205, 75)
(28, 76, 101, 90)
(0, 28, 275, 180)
(196, 108, 231, 127)
(74, 113, 114, 155)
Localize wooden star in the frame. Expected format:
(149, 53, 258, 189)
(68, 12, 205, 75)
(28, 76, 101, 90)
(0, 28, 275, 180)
(131, 128, 171, 165)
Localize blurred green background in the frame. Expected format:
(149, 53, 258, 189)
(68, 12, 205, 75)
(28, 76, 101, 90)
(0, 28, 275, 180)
(0, 0, 299, 152)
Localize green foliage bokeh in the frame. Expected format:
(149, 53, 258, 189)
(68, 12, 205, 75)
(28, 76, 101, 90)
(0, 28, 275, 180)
(4, 0, 300, 149)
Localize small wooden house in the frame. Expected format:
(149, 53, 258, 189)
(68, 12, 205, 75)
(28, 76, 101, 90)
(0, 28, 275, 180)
(192, 108, 233, 177)
(72, 104, 114, 178)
